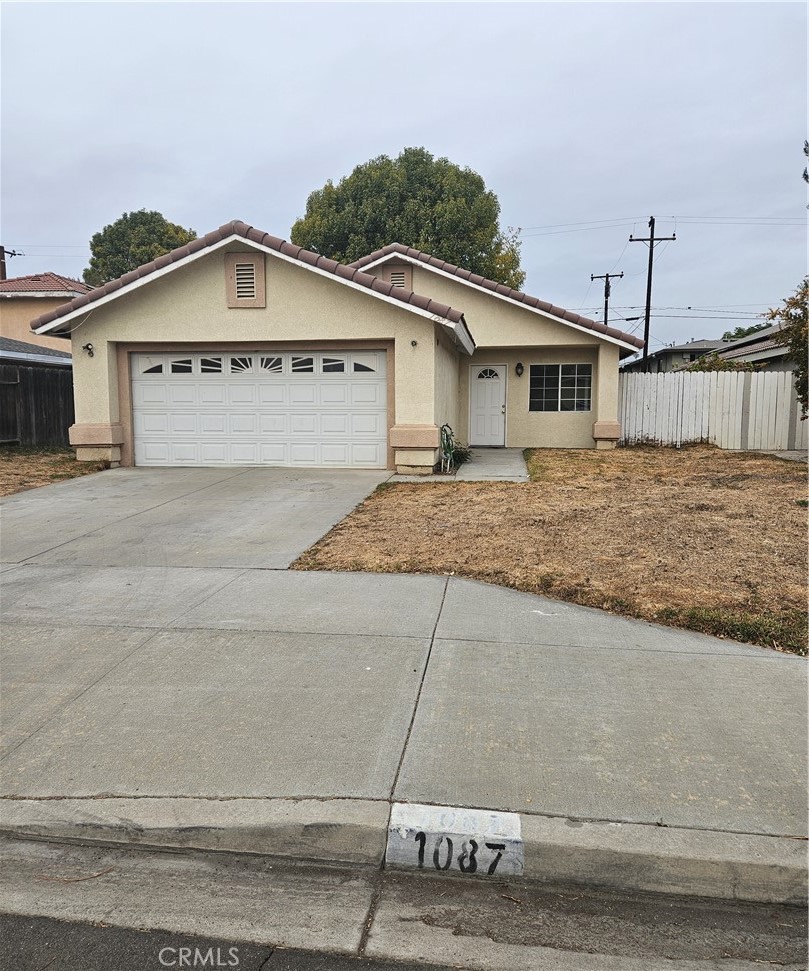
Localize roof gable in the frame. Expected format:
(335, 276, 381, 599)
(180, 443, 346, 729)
(30, 221, 474, 354)
(350, 243, 644, 352)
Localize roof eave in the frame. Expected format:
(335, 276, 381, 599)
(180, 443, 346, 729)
(353, 250, 642, 352)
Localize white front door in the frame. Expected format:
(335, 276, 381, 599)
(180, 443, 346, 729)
(469, 364, 506, 446)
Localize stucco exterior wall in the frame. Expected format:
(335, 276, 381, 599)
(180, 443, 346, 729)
(403, 266, 621, 448)
(434, 329, 461, 436)
(66, 248, 451, 469)
(459, 347, 599, 448)
(1, 298, 73, 351)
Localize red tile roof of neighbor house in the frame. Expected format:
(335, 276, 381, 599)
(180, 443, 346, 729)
(29, 221, 469, 334)
(0, 272, 91, 294)
(349, 243, 645, 349)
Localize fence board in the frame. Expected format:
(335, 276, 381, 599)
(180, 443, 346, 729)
(619, 370, 805, 451)
(0, 363, 74, 447)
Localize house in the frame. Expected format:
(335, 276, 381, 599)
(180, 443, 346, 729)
(0, 337, 74, 446)
(713, 323, 792, 371)
(30, 220, 644, 472)
(620, 338, 724, 373)
(0, 272, 90, 353)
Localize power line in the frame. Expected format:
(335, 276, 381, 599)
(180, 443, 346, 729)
(629, 216, 676, 365)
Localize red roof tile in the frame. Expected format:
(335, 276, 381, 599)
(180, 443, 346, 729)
(0, 272, 91, 294)
(30, 222, 469, 335)
(349, 243, 645, 349)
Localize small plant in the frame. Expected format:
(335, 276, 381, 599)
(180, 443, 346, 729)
(439, 424, 471, 472)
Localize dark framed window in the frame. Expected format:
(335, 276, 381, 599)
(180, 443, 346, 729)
(529, 364, 592, 412)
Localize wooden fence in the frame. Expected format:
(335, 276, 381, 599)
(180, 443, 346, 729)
(618, 370, 807, 451)
(0, 363, 74, 447)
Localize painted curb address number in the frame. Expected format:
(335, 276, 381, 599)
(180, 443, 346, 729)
(386, 803, 524, 878)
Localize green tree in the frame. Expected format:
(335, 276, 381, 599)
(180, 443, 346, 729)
(83, 210, 196, 287)
(291, 147, 525, 289)
(770, 277, 808, 417)
(721, 321, 771, 341)
(684, 352, 762, 373)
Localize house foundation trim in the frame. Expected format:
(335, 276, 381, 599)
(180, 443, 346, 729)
(389, 425, 440, 448)
(69, 423, 124, 465)
(592, 420, 621, 441)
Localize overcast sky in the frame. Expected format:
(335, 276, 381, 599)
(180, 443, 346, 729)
(2, 2, 806, 353)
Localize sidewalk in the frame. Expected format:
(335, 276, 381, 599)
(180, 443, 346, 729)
(389, 447, 530, 482)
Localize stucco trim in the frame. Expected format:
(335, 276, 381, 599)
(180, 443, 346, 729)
(592, 420, 621, 440)
(69, 423, 124, 446)
(389, 425, 440, 448)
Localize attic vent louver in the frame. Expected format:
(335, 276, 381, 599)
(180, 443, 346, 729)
(390, 270, 406, 288)
(235, 263, 257, 300)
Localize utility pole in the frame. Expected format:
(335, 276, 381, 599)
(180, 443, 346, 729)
(629, 217, 676, 367)
(0, 247, 22, 281)
(590, 270, 623, 329)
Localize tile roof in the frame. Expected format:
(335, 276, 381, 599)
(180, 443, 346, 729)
(716, 337, 785, 360)
(30, 221, 468, 335)
(0, 272, 91, 295)
(349, 243, 645, 350)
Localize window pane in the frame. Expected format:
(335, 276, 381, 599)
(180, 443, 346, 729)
(230, 356, 253, 373)
(200, 357, 222, 373)
(261, 356, 283, 373)
(171, 358, 193, 374)
(322, 357, 345, 373)
(292, 356, 314, 372)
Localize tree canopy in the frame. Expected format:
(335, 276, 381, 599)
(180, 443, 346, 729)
(83, 210, 196, 287)
(290, 147, 525, 289)
(770, 277, 808, 417)
(721, 321, 771, 342)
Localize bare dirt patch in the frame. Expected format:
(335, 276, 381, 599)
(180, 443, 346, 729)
(295, 446, 808, 655)
(0, 447, 106, 497)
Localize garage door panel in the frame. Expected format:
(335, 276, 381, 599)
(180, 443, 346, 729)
(132, 351, 387, 469)
(290, 385, 316, 404)
(351, 385, 383, 405)
(201, 415, 227, 434)
(228, 386, 257, 405)
(230, 414, 258, 434)
(200, 386, 227, 404)
(259, 414, 287, 434)
(259, 385, 287, 405)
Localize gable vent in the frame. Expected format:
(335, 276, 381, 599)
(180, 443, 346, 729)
(390, 270, 406, 288)
(235, 263, 257, 300)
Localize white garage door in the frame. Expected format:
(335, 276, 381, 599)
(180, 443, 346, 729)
(131, 350, 388, 467)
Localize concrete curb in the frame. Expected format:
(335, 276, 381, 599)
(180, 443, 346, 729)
(1, 798, 806, 905)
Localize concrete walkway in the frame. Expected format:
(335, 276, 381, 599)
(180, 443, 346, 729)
(0, 468, 806, 906)
(389, 447, 529, 482)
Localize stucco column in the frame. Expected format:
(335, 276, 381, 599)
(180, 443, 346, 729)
(391, 336, 440, 473)
(69, 336, 123, 464)
(592, 342, 621, 449)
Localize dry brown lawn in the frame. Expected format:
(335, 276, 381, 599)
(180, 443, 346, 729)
(0, 447, 106, 497)
(295, 446, 808, 655)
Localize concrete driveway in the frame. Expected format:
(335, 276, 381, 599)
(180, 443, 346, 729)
(0, 466, 389, 568)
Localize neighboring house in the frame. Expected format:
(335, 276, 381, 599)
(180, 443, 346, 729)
(0, 336, 74, 446)
(30, 220, 643, 473)
(621, 338, 724, 373)
(713, 323, 792, 371)
(0, 272, 90, 353)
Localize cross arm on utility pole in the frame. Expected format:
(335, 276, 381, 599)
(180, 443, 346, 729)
(590, 271, 623, 329)
(629, 216, 676, 365)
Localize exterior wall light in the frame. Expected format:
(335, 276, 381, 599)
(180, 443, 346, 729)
(82, 343, 94, 357)
(515, 362, 524, 377)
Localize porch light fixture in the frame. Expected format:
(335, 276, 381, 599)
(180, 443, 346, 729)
(82, 343, 94, 357)
(515, 362, 524, 377)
